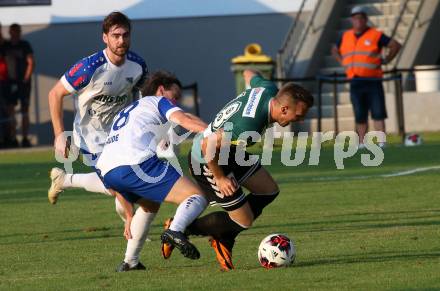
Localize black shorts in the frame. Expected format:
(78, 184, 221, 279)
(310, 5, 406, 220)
(6, 80, 31, 108)
(0, 81, 8, 106)
(350, 79, 387, 123)
(188, 146, 261, 211)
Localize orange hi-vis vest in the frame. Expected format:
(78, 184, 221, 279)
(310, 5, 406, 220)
(340, 27, 383, 79)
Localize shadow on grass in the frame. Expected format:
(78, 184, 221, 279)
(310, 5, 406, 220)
(322, 209, 440, 218)
(0, 191, 107, 204)
(295, 249, 440, 268)
(0, 225, 166, 246)
(251, 215, 440, 234)
(253, 213, 440, 229)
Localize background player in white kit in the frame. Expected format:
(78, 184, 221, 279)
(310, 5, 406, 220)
(47, 12, 151, 221)
(96, 71, 209, 271)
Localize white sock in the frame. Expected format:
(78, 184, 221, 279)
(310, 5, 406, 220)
(169, 194, 208, 232)
(115, 199, 151, 241)
(124, 208, 157, 267)
(63, 173, 111, 196)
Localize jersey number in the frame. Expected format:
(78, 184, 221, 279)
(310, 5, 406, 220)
(112, 100, 139, 131)
(212, 101, 241, 130)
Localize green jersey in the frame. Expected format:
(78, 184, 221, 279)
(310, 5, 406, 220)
(191, 75, 278, 162)
(205, 75, 278, 146)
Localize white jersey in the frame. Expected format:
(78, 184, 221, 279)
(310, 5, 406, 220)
(60, 49, 148, 154)
(96, 96, 182, 176)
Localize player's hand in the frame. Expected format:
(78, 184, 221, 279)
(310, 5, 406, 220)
(54, 133, 70, 158)
(216, 176, 238, 197)
(124, 216, 133, 240)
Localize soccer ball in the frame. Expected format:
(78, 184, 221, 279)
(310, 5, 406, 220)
(404, 133, 422, 146)
(258, 234, 296, 269)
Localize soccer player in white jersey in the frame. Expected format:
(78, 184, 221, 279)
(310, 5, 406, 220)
(96, 71, 209, 271)
(47, 12, 151, 221)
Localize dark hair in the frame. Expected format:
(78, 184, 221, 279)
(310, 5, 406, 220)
(102, 12, 131, 34)
(352, 12, 368, 19)
(277, 82, 314, 108)
(10, 23, 21, 31)
(142, 71, 182, 96)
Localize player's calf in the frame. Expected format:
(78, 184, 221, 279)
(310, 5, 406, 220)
(247, 191, 279, 220)
(242, 167, 280, 220)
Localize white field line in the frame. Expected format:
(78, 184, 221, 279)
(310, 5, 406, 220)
(289, 165, 440, 182)
(381, 165, 440, 177)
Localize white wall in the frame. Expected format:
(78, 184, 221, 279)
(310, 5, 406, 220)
(0, 0, 316, 25)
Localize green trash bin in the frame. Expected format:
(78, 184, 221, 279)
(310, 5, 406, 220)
(231, 43, 274, 95)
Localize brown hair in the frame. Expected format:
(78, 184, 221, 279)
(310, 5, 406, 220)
(277, 82, 314, 108)
(102, 12, 131, 34)
(10, 23, 21, 32)
(142, 71, 182, 96)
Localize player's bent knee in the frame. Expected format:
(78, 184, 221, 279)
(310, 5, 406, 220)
(244, 168, 279, 194)
(138, 198, 160, 213)
(165, 176, 204, 204)
(266, 184, 280, 195)
(231, 215, 253, 229)
(228, 203, 254, 228)
(248, 191, 279, 219)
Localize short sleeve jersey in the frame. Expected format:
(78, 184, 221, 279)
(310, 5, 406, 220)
(96, 96, 181, 175)
(204, 75, 277, 146)
(60, 49, 148, 153)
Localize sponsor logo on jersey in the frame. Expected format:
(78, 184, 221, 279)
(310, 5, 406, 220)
(93, 94, 128, 105)
(87, 108, 97, 116)
(243, 88, 264, 118)
(104, 81, 112, 86)
(126, 77, 133, 84)
(68, 63, 83, 77)
(73, 75, 87, 87)
(105, 134, 119, 144)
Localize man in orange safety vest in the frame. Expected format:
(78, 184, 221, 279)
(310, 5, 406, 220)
(332, 6, 401, 148)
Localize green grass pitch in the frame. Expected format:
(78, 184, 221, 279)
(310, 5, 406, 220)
(1, 135, 440, 290)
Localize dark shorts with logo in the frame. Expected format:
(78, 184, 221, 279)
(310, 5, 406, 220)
(6, 80, 31, 109)
(350, 78, 387, 123)
(188, 146, 261, 211)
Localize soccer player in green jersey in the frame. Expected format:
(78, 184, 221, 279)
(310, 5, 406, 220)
(160, 69, 314, 270)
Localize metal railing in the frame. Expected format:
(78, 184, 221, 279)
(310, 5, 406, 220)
(389, 0, 411, 40)
(314, 73, 404, 138)
(393, 0, 425, 67)
(273, 66, 440, 142)
(276, 0, 320, 79)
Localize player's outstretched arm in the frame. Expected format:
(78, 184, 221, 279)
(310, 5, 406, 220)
(169, 111, 208, 133)
(201, 130, 238, 196)
(48, 81, 71, 157)
(243, 69, 260, 88)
